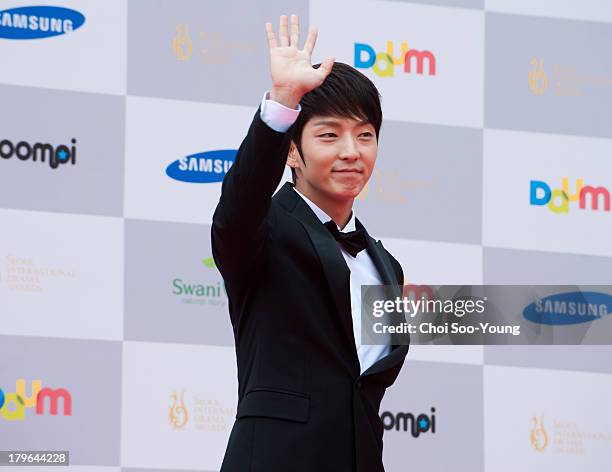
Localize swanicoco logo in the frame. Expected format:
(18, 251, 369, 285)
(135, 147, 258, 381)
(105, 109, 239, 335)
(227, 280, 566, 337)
(354, 41, 436, 77)
(380, 407, 436, 438)
(1, 138, 77, 169)
(166, 150, 236, 183)
(171, 257, 227, 307)
(0, 379, 72, 421)
(523, 291, 612, 325)
(0, 6, 85, 40)
(530, 178, 610, 214)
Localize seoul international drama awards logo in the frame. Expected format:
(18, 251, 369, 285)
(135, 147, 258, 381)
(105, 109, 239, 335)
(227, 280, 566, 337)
(528, 58, 548, 95)
(530, 415, 549, 452)
(169, 389, 189, 430)
(172, 24, 192, 61)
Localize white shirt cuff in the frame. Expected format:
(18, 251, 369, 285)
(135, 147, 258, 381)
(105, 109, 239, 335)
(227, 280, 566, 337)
(259, 90, 301, 133)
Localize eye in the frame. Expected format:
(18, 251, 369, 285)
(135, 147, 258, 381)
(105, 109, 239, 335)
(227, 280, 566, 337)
(359, 131, 374, 137)
(318, 133, 337, 138)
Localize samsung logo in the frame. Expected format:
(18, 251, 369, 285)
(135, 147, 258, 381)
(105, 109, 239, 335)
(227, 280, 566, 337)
(0, 6, 85, 40)
(166, 150, 236, 183)
(523, 291, 612, 325)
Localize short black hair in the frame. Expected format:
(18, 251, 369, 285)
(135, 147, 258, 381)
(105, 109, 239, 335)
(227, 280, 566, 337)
(288, 62, 383, 183)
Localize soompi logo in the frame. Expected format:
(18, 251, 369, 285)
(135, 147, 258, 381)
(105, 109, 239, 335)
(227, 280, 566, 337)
(0, 138, 77, 169)
(354, 41, 436, 77)
(380, 407, 436, 438)
(0, 379, 72, 421)
(530, 178, 610, 214)
(0, 6, 85, 40)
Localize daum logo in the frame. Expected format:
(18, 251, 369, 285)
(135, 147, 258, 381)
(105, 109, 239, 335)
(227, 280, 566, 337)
(0, 138, 77, 169)
(380, 407, 436, 438)
(166, 149, 236, 183)
(0, 379, 72, 421)
(530, 416, 548, 452)
(524, 291, 612, 326)
(0, 6, 85, 40)
(530, 178, 610, 214)
(354, 41, 436, 78)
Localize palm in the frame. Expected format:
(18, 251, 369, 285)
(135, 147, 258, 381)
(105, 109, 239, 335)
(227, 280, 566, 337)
(266, 15, 334, 97)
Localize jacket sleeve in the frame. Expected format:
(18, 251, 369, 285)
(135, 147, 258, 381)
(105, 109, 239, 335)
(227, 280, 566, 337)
(211, 107, 293, 284)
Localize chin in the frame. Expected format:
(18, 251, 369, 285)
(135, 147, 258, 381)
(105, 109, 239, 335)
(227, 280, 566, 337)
(332, 184, 363, 199)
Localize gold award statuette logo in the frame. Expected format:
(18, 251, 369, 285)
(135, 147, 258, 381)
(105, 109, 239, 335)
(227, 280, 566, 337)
(173, 24, 193, 61)
(530, 415, 549, 452)
(169, 389, 189, 430)
(529, 58, 548, 96)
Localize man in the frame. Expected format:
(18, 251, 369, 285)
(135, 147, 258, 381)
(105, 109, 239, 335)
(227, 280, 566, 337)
(212, 14, 409, 472)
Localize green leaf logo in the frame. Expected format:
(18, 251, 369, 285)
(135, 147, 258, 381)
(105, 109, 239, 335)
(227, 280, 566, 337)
(201, 257, 216, 269)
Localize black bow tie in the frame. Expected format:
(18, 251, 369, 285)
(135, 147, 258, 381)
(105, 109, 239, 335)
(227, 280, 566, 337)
(324, 221, 368, 257)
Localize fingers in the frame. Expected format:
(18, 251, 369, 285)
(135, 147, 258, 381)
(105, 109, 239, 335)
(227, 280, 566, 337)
(290, 14, 299, 47)
(304, 26, 317, 55)
(319, 56, 335, 78)
(267, 14, 309, 51)
(279, 15, 289, 47)
(265, 22, 277, 49)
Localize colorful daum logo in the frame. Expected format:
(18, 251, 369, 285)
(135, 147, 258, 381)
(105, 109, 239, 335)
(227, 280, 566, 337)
(523, 291, 612, 325)
(166, 149, 236, 183)
(354, 41, 436, 77)
(530, 178, 610, 214)
(0, 6, 85, 39)
(0, 379, 72, 421)
(0, 138, 77, 169)
(380, 407, 436, 438)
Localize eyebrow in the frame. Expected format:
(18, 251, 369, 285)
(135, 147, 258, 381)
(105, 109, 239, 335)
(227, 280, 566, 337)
(311, 119, 372, 128)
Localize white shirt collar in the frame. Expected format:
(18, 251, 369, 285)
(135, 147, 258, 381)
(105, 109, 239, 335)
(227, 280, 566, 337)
(292, 185, 356, 232)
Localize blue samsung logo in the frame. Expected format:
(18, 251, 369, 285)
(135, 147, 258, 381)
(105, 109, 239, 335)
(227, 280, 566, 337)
(166, 150, 236, 183)
(0, 6, 85, 40)
(523, 291, 612, 325)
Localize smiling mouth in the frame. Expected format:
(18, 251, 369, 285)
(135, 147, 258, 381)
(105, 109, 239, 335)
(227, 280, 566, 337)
(334, 169, 363, 173)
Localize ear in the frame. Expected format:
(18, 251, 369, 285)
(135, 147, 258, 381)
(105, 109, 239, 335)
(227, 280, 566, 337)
(286, 141, 300, 169)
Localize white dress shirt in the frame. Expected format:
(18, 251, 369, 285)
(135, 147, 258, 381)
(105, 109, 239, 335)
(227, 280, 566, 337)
(259, 91, 392, 374)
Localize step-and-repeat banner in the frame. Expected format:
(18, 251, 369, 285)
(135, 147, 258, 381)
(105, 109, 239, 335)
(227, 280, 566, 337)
(1, 1, 611, 471)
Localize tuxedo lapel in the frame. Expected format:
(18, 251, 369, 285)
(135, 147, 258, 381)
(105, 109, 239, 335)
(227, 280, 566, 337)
(356, 218, 410, 378)
(275, 183, 358, 366)
(357, 218, 397, 288)
(274, 182, 409, 379)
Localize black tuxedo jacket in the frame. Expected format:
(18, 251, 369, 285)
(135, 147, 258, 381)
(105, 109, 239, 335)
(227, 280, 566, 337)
(212, 108, 409, 472)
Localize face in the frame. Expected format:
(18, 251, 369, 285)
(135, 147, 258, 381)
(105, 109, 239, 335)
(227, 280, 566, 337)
(287, 114, 377, 202)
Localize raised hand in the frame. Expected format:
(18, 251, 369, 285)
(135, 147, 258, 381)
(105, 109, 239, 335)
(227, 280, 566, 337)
(265, 14, 335, 109)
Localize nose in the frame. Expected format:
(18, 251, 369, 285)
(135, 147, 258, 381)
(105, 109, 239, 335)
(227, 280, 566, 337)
(338, 136, 360, 160)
